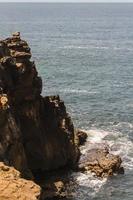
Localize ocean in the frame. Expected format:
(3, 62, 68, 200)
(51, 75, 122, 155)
(0, 3, 133, 200)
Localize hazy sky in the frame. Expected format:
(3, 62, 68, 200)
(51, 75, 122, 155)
(1, 0, 133, 2)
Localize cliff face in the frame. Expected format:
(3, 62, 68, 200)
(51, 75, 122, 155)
(0, 32, 79, 177)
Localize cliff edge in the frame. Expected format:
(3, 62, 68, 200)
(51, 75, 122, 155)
(0, 32, 79, 179)
(0, 33, 124, 199)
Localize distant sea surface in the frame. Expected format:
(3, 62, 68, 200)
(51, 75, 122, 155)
(0, 3, 133, 200)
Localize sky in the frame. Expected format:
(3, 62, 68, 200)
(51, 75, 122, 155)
(0, 0, 133, 2)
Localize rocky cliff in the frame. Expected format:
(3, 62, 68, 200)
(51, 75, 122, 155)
(0, 32, 79, 179)
(0, 33, 124, 199)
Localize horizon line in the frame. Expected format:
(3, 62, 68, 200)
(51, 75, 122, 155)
(0, 1, 133, 3)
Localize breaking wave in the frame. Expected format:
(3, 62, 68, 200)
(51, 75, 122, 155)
(70, 124, 133, 199)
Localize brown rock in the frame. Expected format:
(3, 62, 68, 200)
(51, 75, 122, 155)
(12, 51, 31, 59)
(0, 32, 79, 175)
(0, 105, 32, 178)
(0, 162, 41, 200)
(0, 32, 80, 199)
(76, 130, 88, 146)
(79, 147, 124, 177)
(12, 32, 20, 37)
(41, 181, 66, 199)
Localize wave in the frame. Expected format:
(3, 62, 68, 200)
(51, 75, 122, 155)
(113, 122, 133, 129)
(71, 126, 133, 198)
(71, 171, 107, 199)
(61, 45, 109, 50)
(61, 45, 133, 51)
(81, 128, 133, 169)
(59, 89, 99, 94)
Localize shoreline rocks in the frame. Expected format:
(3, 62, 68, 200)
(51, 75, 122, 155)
(79, 147, 124, 177)
(76, 129, 88, 146)
(0, 32, 80, 199)
(0, 32, 124, 199)
(0, 32, 79, 176)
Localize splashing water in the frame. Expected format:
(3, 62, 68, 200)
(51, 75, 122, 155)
(69, 125, 133, 199)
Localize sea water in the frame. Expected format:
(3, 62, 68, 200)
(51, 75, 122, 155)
(0, 3, 133, 199)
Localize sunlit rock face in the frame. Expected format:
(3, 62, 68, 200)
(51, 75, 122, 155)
(0, 32, 79, 177)
(0, 162, 41, 200)
(79, 146, 124, 178)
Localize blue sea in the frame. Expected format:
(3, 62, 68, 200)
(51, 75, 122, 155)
(0, 3, 133, 200)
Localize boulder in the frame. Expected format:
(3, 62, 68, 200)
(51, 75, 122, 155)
(79, 147, 124, 177)
(76, 130, 88, 146)
(41, 181, 66, 199)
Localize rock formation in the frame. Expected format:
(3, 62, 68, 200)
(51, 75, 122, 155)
(0, 32, 79, 179)
(0, 32, 124, 199)
(79, 147, 124, 177)
(76, 129, 88, 146)
(0, 162, 41, 200)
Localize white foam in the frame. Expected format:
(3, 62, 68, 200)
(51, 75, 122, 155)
(80, 129, 109, 143)
(61, 45, 133, 51)
(109, 136, 133, 170)
(61, 45, 109, 50)
(114, 122, 133, 129)
(80, 127, 133, 170)
(71, 126, 133, 198)
(72, 171, 107, 198)
(79, 127, 133, 189)
(88, 129, 109, 143)
(59, 89, 99, 95)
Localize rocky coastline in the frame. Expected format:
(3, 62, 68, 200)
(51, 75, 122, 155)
(0, 32, 124, 199)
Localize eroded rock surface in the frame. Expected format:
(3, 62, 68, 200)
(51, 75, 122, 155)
(79, 147, 124, 177)
(0, 32, 124, 199)
(0, 32, 79, 177)
(0, 162, 41, 200)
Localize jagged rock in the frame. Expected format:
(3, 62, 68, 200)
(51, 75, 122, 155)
(12, 51, 31, 59)
(14, 95, 79, 172)
(79, 147, 124, 177)
(0, 104, 32, 178)
(0, 162, 41, 200)
(0, 33, 79, 176)
(41, 181, 66, 199)
(76, 130, 88, 146)
(12, 31, 20, 37)
(0, 32, 124, 199)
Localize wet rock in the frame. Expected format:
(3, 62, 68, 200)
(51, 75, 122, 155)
(0, 162, 41, 200)
(76, 130, 88, 146)
(79, 147, 124, 177)
(41, 181, 66, 199)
